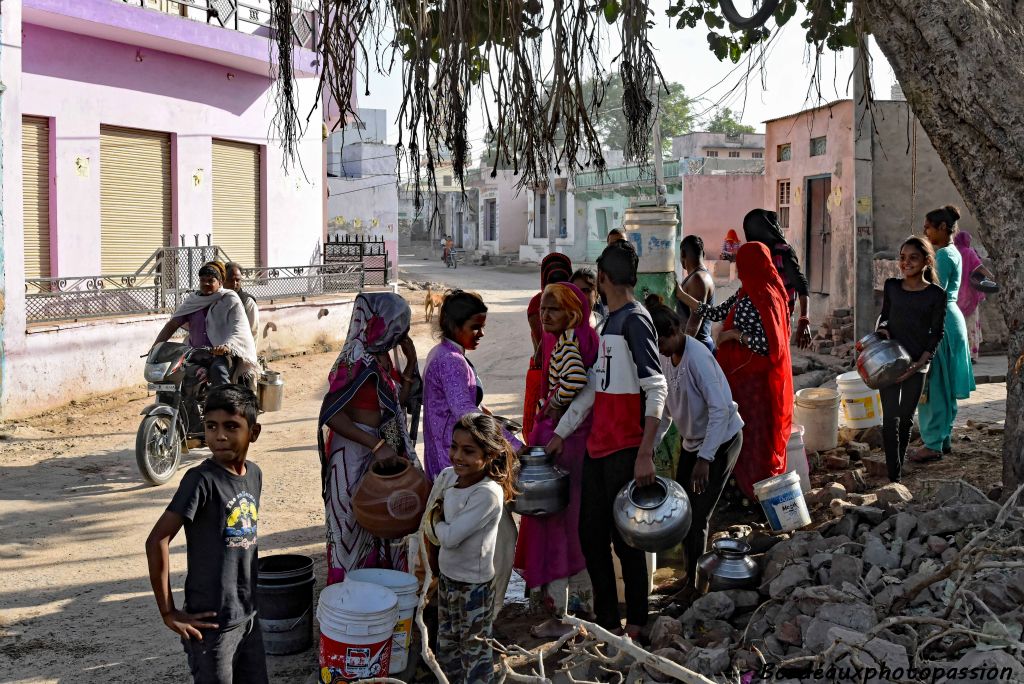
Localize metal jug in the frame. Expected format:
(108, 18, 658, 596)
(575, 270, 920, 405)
(258, 370, 285, 412)
(612, 476, 692, 552)
(856, 332, 912, 390)
(510, 447, 570, 517)
(696, 538, 760, 593)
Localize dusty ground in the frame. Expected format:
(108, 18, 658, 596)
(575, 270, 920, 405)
(0, 253, 1007, 683)
(0, 256, 537, 683)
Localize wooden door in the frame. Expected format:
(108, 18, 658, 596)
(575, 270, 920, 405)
(806, 176, 832, 294)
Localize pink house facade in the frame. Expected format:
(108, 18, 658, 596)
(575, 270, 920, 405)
(763, 100, 856, 325)
(0, 1, 345, 418)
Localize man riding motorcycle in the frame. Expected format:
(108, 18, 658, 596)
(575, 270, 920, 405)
(149, 261, 258, 387)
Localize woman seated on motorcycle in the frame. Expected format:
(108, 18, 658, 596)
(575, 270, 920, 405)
(150, 261, 258, 387)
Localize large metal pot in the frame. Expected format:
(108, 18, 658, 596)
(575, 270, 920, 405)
(612, 476, 692, 552)
(510, 447, 570, 517)
(696, 538, 760, 593)
(856, 332, 912, 390)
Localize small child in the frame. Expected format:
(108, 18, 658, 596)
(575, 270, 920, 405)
(424, 413, 519, 684)
(876, 236, 946, 482)
(145, 385, 268, 684)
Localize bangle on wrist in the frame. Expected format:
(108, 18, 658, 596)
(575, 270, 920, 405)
(798, 316, 810, 323)
(370, 439, 386, 454)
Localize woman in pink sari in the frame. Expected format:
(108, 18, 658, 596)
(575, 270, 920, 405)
(514, 282, 598, 637)
(953, 231, 993, 362)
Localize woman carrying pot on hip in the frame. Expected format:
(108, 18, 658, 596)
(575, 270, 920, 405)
(316, 293, 420, 584)
(646, 295, 744, 592)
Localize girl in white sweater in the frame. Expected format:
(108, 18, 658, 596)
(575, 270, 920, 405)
(425, 413, 518, 684)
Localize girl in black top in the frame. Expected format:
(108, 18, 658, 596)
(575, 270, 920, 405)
(875, 236, 946, 482)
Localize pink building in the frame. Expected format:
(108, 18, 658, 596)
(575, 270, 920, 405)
(0, 1, 347, 418)
(682, 173, 764, 264)
(763, 100, 856, 324)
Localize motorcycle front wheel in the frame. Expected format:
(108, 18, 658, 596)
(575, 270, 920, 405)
(135, 414, 182, 485)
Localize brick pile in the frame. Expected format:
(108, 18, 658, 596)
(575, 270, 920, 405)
(810, 308, 856, 360)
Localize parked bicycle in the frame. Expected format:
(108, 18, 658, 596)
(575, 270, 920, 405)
(446, 248, 459, 269)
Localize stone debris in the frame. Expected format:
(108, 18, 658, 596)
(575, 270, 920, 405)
(642, 480, 1024, 680)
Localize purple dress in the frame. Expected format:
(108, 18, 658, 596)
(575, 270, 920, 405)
(422, 338, 520, 481)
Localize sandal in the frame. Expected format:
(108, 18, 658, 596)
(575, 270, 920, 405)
(909, 448, 943, 463)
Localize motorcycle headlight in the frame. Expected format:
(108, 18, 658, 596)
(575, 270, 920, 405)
(145, 362, 172, 382)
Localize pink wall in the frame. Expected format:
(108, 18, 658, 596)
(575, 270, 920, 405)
(682, 174, 763, 255)
(764, 101, 856, 316)
(1, 10, 325, 417)
(20, 23, 324, 276)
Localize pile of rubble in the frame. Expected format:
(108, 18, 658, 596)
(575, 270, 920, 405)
(810, 308, 856, 360)
(640, 481, 1024, 683)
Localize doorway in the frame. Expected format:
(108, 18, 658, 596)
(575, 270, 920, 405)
(806, 176, 832, 295)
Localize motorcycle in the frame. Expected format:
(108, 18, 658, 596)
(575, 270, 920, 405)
(136, 343, 281, 485)
(136, 342, 215, 485)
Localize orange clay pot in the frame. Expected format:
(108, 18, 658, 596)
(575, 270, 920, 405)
(353, 460, 431, 539)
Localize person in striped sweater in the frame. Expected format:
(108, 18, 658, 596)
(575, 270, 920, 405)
(514, 282, 599, 638)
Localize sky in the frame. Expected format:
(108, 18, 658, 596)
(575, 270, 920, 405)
(354, 7, 894, 152)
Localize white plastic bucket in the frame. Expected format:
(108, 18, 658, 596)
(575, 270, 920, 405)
(837, 371, 882, 429)
(317, 580, 398, 683)
(346, 569, 419, 674)
(794, 388, 840, 453)
(753, 471, 812, 532)
(786, 425, 811, 494)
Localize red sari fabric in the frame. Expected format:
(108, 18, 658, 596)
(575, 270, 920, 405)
(716, 243, 793, 499)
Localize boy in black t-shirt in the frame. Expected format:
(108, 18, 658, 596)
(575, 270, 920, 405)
(145, 385, 268, 683)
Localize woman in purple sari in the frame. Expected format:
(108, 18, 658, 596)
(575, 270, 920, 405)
(317, 293, 420, 585)
(514, 282, 598, 637)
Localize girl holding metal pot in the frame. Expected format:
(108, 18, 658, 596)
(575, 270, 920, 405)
(875, 236, 946, 481)
(646, 295, 745, 591)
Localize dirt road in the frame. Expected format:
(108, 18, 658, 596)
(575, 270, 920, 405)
(0, 256, 537, 683)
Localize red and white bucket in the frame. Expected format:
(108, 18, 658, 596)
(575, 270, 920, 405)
(317, 580, 398, 683)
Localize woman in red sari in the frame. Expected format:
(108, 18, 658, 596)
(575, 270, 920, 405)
(678, 242, 792, 500)
(523, 253, 573, 438)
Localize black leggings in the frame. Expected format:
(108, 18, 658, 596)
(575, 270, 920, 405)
(878, 373, 926, 482)
(676, 431, 743, 585)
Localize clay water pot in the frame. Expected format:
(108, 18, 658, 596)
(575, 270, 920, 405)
(352, 459, 430, 539)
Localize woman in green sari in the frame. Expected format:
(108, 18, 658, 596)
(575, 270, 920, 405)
(912, 205, 976, 462)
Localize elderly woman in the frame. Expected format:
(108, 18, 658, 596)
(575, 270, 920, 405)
(150, 261, 257, 386)
(913, 205, 976, 462)
(677, 242, 793, 502)
(317, 293, 420, 584)
(524, 254, 573, 438)
(514, 282, 598, 637)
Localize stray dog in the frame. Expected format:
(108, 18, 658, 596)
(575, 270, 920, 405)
(424, 285, 444, 322)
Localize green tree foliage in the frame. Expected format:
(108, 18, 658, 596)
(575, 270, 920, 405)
(589, 76, 694, 154)
(705, 107, 757, 135)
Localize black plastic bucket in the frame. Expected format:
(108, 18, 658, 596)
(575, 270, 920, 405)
(257, 554, 315, 655)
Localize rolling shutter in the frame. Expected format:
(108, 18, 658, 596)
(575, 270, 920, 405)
(22, 116, 51, 280)
(100, 126, 171, 273)
(212, 140, 261, 267)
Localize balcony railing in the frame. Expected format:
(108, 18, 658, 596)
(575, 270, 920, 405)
(119, 0, 317, 49)
(574, 160, 681, 189)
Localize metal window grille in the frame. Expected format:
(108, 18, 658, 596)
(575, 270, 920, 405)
(777, 144, 792, 162)
(810, 136, 827, 157)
